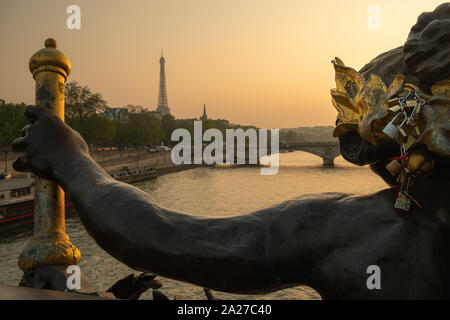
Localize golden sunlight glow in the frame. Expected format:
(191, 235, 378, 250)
(0, 0, 444, 127)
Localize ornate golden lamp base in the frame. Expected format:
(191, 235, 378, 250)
(18, 232, 81, 271)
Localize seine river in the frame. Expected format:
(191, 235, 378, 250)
(0, 152, 388, 300)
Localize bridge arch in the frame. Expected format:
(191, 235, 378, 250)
(280, 142, 341, 167)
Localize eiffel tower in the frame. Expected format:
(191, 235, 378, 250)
(156, 50, 170, 115)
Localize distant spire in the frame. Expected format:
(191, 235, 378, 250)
(201, 104, 207, 120)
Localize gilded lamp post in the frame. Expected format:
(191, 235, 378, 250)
(18, 38, 80, 270)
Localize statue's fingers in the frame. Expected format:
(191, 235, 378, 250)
(12, 136, 28, 152)
(137, 273, 157, 281)
(25, 105, 49, 124)
(148, 279, 163, 289)
(152, 290, 170, 300)
(12, 154, 31, 172)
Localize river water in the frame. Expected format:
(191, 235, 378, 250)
(0, 152, 388, 299)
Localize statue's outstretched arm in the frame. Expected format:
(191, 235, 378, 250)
(12, 106, 395, 295)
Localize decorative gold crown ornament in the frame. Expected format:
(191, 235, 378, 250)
(331, 59, 450, 159)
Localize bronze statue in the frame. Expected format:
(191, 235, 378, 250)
(12, 3, 450, 299)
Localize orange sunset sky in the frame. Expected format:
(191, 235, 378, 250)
(0, 0, 445, 128)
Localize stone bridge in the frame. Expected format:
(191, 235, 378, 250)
(183, 141, 341, 167)
(217, 141, 341, 167)
(280, 141, 341, 167)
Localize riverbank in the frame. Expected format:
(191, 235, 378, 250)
(114, 164, 205, 184)
(0, 149, 170, 178)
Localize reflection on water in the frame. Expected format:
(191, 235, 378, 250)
(0, 152, 388, 299)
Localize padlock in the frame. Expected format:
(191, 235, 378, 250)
(394, 193, 411, 212)
(415, 104, 421, 115)
(388, 98, 399, 106)
(406, 151, 435, 177)
(383, 122, 400, 140)
(386, 159, 402, 177)
(382, 112, 406, 140)
(388, 105, 401, 113)
(405, 136, 416, 150)
(399, 127, 407, 137)
(406, 100, 416, 107)
(414, 126, 420, 136)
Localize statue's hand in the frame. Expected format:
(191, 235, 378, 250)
(12, 105, 89, 181)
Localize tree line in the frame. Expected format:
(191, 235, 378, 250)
(0, 81, 251, 150)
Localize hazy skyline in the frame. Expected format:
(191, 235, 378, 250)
(0, 0, 444, 128)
